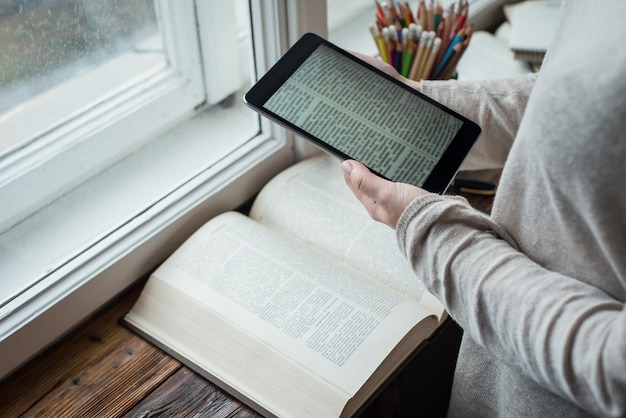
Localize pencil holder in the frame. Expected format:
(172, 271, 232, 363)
(370, 0, 472, 81)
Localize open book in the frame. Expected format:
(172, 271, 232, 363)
(124, 154, 445, 418)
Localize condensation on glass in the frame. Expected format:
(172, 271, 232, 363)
(0, 0, 159, 114)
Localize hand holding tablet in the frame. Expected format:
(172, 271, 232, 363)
(245, 33, 481, 194)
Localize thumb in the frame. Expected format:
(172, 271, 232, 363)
(340, 160, 396, 224)
(340, 159, 429, 228)
(340, 160, 389, 202)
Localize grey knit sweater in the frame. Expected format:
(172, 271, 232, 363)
(400, 1, 626, 416)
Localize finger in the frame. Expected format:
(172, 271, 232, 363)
(341, 159, 430, 228)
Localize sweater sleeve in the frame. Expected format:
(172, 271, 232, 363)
(421, 73, 537, 170)
(396, 194, 626, 417)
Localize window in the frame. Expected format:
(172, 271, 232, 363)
(0, 0, 330, 378)
(0, 0, 160, 118)
(0, 1, 205, 231)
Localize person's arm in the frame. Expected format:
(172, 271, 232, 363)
(341, 160, 626, 417)
(397, 193, 626, 417)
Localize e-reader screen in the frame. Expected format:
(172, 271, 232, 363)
(244, 33, 480, 193)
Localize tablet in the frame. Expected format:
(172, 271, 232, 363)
(244, 33, 481, 193)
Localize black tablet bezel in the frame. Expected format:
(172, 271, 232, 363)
(244, 32, 481, 193)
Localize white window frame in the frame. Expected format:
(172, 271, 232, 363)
(0, 1, 209, 232)
(0, 0, 327, 379)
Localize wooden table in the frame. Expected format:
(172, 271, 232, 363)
(0, 170, 498, 418)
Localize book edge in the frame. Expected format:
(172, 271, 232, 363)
(121, 316, 279, 418)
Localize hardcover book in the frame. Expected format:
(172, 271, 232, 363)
(124, 154, 446, 417)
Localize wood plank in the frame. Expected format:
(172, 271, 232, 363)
(21, 335, 180, 417)
(123, 366, 262, 418)
(0, 284, 150, 417)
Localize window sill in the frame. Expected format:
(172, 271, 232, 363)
(0, 98, 293, 379)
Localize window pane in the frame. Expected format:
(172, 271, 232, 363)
(0, 0, 159, 114)
(0, 0, 261, 310)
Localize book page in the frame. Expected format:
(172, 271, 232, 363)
(128, 211, 435, 416)
(263, 44, 463, 186)
(250, 154, 443, 318)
